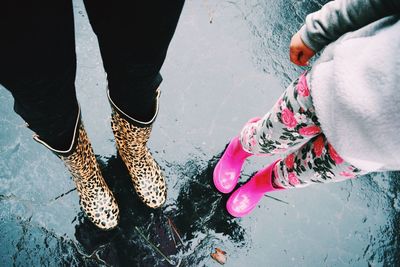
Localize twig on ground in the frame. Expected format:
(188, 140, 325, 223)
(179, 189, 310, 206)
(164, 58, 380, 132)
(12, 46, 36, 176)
(135, 226, 176, 266)
(264, 194, 289, 205)
(167, 217, 185, 246)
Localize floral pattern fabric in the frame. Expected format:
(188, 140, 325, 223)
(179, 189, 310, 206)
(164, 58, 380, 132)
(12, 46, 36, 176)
(240, 73, 363, 188)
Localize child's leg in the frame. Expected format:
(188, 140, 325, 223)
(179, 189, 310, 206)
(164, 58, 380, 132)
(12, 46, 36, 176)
(273, 134, 365, 188)
(241, 73, 321, 155)
(226, 134, 365, 217)
(214, 73, 320, 193)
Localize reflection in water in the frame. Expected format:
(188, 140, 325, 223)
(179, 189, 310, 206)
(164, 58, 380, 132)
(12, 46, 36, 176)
(74, 152, 245, 266)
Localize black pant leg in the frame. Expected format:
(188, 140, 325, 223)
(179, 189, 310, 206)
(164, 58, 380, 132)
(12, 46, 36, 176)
(0, 0, 78, 150)
(83, 0, 185, 121)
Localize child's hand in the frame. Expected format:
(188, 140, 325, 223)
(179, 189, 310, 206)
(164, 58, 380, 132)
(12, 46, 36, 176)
(289, 32, 315, 66)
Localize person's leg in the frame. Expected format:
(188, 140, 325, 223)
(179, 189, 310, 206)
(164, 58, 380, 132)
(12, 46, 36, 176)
(215, 72, 322, 193)
(226, 134, 365, 217)
(83, 0, 185, 121)
(83, 0, 185, 208)
(273, 134, 364, 188)
(0, 0, 78, 150)
(240, 72, 321, 155)
(0, 0, 119, 229)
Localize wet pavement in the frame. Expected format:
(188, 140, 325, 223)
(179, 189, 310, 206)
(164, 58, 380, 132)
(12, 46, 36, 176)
(1, 0, 400, 266)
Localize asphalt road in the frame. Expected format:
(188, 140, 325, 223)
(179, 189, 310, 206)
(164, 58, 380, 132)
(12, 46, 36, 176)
(1, 0, 399, 266)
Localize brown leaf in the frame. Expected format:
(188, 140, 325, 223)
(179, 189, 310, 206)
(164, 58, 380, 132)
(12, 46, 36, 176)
(210, 247, 227, 265)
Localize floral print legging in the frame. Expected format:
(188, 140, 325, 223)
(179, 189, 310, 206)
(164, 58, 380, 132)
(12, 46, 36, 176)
(240, 73, 363, 189)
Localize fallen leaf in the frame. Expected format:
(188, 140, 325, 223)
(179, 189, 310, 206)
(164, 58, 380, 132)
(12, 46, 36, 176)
(211, 247, 227, 265)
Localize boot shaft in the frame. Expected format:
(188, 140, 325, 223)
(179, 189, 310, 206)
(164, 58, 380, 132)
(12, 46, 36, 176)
(251, 160, 282, 193)
(32, 108, 120, 230)
(107, 87, 167, 209)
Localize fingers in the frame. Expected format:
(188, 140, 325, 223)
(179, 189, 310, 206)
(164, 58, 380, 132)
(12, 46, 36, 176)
(289, 47, 299, 65)
(298, 51, 310, 66)
(289, 31, 315, 66)
(290, 48, 308, 66)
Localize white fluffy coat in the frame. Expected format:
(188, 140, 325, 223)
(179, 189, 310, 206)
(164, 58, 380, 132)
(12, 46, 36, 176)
(309, 16, 400, 171)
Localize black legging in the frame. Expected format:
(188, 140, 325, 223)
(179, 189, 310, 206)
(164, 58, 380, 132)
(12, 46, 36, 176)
(0, 0, 184, 150)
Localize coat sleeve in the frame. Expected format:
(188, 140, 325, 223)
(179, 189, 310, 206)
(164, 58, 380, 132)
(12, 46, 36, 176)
(299, 0, 400, 52)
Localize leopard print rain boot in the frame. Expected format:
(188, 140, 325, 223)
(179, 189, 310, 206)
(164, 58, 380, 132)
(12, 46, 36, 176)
(33, 109, 119, 230)
(107, 89, 166, 209)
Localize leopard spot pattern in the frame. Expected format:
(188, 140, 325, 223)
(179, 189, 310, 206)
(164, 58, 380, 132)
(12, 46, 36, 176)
(110, 109, 166, 208)
(61, 124, 120, 230)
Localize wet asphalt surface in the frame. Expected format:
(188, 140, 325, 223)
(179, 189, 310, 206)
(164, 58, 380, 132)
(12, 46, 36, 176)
(1, 0, 400, 266)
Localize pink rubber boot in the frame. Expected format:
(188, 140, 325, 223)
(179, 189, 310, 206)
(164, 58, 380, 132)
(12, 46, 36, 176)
(226, 160, 284, 217)
(213, 137, 252, 193)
